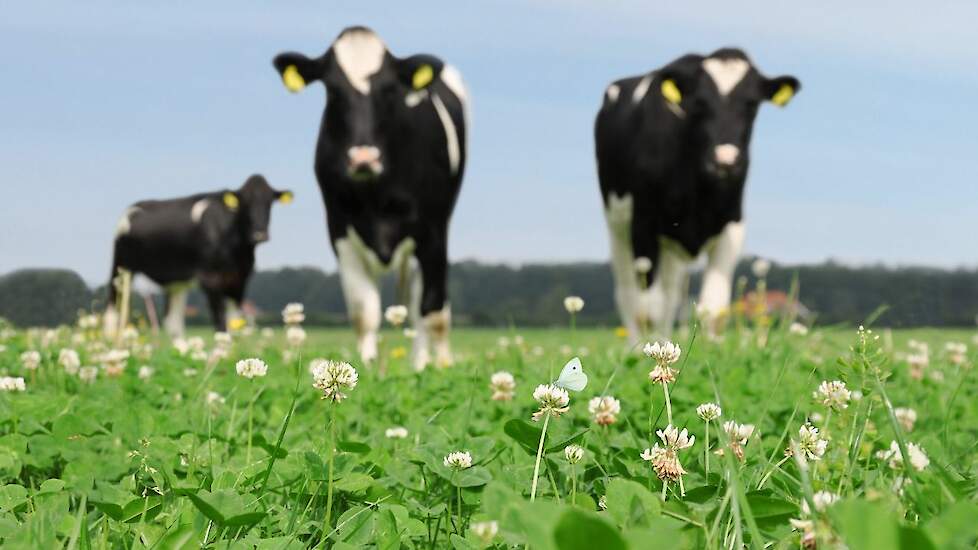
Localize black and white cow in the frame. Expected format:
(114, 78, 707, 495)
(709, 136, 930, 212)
(273, 26, 467, 369)
(105, 175, 292, 336)
(595, 48, 800, 340)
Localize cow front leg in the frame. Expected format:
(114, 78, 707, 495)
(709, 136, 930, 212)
(647, 247, 689, 339)
(202, 285, 227, 333)
(163, 283, 191, 339)
(417, 238, 452, 368)
(336, 239, 381, 364)
(698, 221, 745, 336)
(603, 192, 641, 345)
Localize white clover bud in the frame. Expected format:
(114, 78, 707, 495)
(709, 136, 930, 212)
(384, 305, 408, 326)
(563, 296, 585, 314)
(564, 444, 585, 464)
(696, 403, 722, 421)
(443, 451, 473, 470)
(235, 357, 269, 379)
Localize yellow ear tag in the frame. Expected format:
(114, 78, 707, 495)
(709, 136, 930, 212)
(223, 192, 239, 210)
(278, 191, 293, 204)
(771, 83, 794, 106)
(412, 64, 434, 90)
(282, 64, 305, 93)
(661, 79, 682, 104)
(229, 317, 246, 331)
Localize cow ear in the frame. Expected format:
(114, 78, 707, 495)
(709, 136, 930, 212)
(273, 52, 324, 93)
(397, 54, 445, 90)
(223, 192, 240, 211)
(277, 190, 294, 205)
(764, 75, 800, 107)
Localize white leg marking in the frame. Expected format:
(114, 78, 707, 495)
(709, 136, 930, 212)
(648, 243, 691, 338)
(336, 237, 381, 363)
(604, 192, 640, 343)
(698, 221, 746, 321)
(164, 284, 191, 339)
(702, 58, 750, 96)
(103, 305, 119, 337)
(425, 305, 453, 368)
(432, 93, 461, 176)
(407, 258, 431, 371)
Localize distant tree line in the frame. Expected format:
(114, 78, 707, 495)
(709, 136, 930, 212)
(1, 260, 976, 328)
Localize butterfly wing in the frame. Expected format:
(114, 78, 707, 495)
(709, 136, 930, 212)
(556, 357, 588, 392)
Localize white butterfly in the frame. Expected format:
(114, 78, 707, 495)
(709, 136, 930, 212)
(555, 357, 588, 392)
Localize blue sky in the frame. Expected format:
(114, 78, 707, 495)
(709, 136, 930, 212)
(3, 1, 977, 284)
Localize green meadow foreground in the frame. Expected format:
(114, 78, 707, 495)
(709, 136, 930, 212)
(0, 323, 977, 549)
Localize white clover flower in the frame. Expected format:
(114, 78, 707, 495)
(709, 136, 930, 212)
(311, 359, 358, 402)
(172, 337, 190, 356)
(489, 371, 516, 401)
(813, 380, 851, 411)
(385, 426, 409, 439)
(643, 341, 681, 367)
(876, 440, 929, 471)
(121, 326, 139, 344)
(102, 349, 130, 376)
(798, 424, 828, 461)
(282, 302, 305, 325)
(657, 424, 695, 450)
(78, 366, 98, 383)
(801, 491, 840, 514)
(384, 305, 408, 326)
(894, 407, 917, 432)
(696, 403, 722, 421)
(588, 395, 621, 426)
(214, 332, 232, 347)
(531, 384, 570, 421)
(641, 444, 686, 482)
(470, 520, 498, 545)
(497, 336, 510, 349)
(286, 326, 307, 347)
(564, 444, 585, 464)
(648, 365, 677, 385)
(206, 391, 225, 406)
(187, 336, 206, 353)
(634, 256, 653, 274)
(20, 350, 41, 370)
(563, 296, 585, 314)
(789, 322, 809, 336)
(443, 451, 473, 470)
(723, 421, 755, 445)
(235, 357, 269, 379)
(260, 327, 275, 339)
(138, 366, 154, 380)
(59, 348, 81, 374)
(0, 377, 26, 392)
(190, 350, 208, 362)
(78, 314, 99, 330)
(752, 258, 771, 278)
(209, 346, 229, 362)
(183, 368, 199, 377)
(945, 341, 967, 365)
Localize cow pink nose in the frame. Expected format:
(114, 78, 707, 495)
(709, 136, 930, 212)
(714, 144, 740, 166)
(348, 146, 381, 165)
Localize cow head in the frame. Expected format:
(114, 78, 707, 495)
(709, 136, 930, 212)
(656, 49, 800, 181)
(223, 175, 293, 245)
(273, 26, 445, 183)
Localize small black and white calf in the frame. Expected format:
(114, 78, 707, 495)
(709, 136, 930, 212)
(105, 175, 292, 336)
(273, 26, 467, 369)
(595, 48, 800, 340)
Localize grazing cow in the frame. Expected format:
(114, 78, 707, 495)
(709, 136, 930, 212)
(595, 49, 800, 340)
(273, 26, 467, 369)
(104, 175, 292, 336)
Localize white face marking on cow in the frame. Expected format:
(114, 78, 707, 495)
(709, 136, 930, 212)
(190, 199, 210, 224)
(332, 29, 386, 95)
(606, 83, 620, 103)
(632, 74, 653, 104)
(714, 144, 740, 166)
(115, 206, 141, 236)
(432, 93, 461, 176)
(702, 58, 750, 96)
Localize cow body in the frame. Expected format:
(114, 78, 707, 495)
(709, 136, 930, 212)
(274, 26, 467, 369)
(105, 175, 290, 336)
(595, 49, 799, 341)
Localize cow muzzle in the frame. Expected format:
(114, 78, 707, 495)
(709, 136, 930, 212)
(708, 144, 743, 178)
(347, 146, 383, 181)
